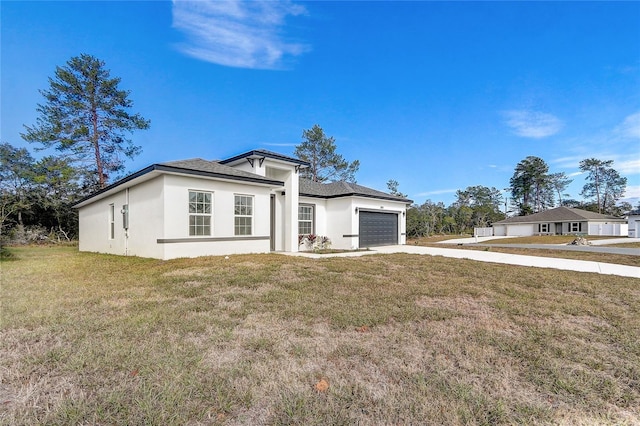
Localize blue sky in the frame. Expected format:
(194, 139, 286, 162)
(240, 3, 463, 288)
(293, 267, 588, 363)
(2, 1, 639, 206)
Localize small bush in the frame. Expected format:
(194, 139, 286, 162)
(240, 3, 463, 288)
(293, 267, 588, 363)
(298, 234, 332, 252)
(0, 244, 15, 260)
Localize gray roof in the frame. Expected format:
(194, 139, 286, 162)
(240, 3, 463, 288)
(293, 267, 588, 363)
(159, 158, 282, 184)
(494, 207, 625, 224)
(73, 158, 283, 208)
(299, 178, 412, 203)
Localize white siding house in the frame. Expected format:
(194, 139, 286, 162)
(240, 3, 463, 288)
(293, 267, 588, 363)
(627, 210, 640, 238)
(75, 150, 410, 259)
(492, 207, 627, 237)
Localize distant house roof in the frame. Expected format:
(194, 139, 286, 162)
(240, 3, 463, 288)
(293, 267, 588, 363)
(300, 179, 412, 203)
(493, 207, 625, 224)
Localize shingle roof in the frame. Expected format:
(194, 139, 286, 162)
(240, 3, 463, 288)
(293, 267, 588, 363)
(159, 158, 282, 184)
(73, 158, 283, 208)
(494, 207, 625, 224)
(299, 178, 412, 203)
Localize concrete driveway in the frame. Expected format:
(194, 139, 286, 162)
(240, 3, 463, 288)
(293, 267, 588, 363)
(287, 244, 640, 279)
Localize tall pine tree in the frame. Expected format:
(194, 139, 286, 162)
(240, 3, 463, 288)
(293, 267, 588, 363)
(294, 125, 359, 183)
(22, 54, 150, 189)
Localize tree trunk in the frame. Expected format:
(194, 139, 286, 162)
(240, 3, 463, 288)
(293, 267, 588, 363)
(91, 107, 105, 188)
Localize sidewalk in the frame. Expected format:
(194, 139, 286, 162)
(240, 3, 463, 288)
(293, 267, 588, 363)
(285, 245, 640, 279)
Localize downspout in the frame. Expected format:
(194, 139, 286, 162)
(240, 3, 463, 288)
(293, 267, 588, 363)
(124, 188, 129, 256)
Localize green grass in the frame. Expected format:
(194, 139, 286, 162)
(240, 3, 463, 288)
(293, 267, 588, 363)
(1, 246, 639, 425)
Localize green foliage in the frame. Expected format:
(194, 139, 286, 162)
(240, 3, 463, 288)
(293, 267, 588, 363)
(295, 125, 359, 183)
(0, 143, 83, 240)
(386, 179, 407, 198)
(579, 158, 627, 214)
(22, 54, 150, 189)
(509, 156, 554, 215)
(0, 143, 36, 231)
(453, 185, 505, 229)
(548, 172, 572, 206)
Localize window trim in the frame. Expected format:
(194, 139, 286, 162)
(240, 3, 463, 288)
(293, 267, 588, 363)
(109, 203, 115, 240)
(234, 194, 253, 236)
(298, 203, 315, 235)
(188, 190, 213, 236)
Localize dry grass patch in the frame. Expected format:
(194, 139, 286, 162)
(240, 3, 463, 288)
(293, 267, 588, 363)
(454, 245, 640, 267)
(408, 235, 470, 244)
(1, 247, 639, 425)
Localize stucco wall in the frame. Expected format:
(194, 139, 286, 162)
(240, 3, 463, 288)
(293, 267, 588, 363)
(78, 190, 128, 255)
(159, 174, 273, 259)
(78, 176, 165, 258)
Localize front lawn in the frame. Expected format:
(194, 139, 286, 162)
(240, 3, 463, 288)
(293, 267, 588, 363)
(1, 247, 639, 425)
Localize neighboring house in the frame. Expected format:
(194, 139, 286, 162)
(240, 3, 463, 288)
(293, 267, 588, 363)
(627, 210, 640, 238)
(492, 206, 628, 237)
(74, 149, 411, 260)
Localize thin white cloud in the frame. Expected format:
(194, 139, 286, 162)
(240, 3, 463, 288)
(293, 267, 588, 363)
(567, 171, 584, 177)
(415, 189, 457, 197)
(622, 185, 640, 199)
(503, 110, 563, 138)
(172, 0, 309, 70)
(616, 158, 640, 175)
(615, 112, 640, 139)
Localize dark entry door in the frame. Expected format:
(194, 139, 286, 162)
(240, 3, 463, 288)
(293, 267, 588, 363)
(359, 211, 398, 248)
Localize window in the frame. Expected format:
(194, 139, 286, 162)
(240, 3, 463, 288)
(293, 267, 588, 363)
(570, 222, 580, 232)
(234, 195, 253, 235)
(189, 191, 212, 236)
(109, 204, 115, 239)
(298, 204, 314, 235)
(539, 223, 549, 233)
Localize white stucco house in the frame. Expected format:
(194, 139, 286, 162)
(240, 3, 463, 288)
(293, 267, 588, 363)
(492, 206, 628, 237)
(74, 149, 411, 260)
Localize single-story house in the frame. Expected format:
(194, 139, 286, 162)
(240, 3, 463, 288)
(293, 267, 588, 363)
(74, 149, 411, 260)
(627, 210, 640, 238)
(492, 206, 628, 237)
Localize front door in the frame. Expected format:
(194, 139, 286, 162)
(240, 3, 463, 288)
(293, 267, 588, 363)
(555, 223, 562, 235)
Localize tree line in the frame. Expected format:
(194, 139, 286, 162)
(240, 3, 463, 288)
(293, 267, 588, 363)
(404, 155, 630, 237)
(0, 53, 632, 243)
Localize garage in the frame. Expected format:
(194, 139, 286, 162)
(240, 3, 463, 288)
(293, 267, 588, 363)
(359, 211, 398, 248)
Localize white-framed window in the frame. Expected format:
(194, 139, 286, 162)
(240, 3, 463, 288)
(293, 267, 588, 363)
(234, 195, 253, 236)
(570, 222, 580, 232)
(109, 204, 115, 239)
(189, 191, 212, 236)
(298, 204, 314, 235)
(539, 223, 549, 233)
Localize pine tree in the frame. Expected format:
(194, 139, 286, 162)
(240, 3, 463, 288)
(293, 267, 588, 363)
(22, 54, 150, 189)
(294, 125, 359, 182)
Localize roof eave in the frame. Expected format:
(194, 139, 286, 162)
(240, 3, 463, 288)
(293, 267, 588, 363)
(300, 191, 411, 203)
(73, 164, 284, 208)
(220, 150, 310, 167)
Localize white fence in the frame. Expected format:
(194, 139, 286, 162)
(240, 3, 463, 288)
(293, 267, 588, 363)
(474, 227, 494, 237)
